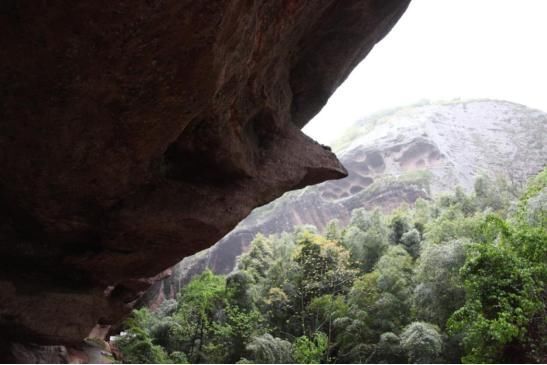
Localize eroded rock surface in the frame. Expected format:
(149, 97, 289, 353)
(0, 0, 411, 349)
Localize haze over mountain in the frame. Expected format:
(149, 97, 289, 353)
(142, 99, 546, 305)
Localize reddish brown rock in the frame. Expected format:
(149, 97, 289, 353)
(0, 0, 410, 349)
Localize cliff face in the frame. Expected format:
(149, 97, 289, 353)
(0, 0, 411, 349)
(149, 100, 546, 291)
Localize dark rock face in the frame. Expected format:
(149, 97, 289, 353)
(0, 0, 411, 347)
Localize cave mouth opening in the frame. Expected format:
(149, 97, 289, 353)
(2, 1, 547, 362)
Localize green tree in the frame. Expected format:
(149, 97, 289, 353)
(412, 198, 431, 234)
(114, 308, 171, 364)
(307, 294, 349, 356)
(424, 206, 482, 245)
(388, 213, 411, 245)
(448, 212, 545, 363)
(209, 305, 265, 363)
(226, 271, 254, 311)
(244, 334, 293, 364)
(376, 245, 414, 302)
(115, 170, 546, 364)
(374, 332, 406, 363)
(173, 270, 226, 363)
(349, 208, 374, 232)
(292, 332, 328, 364)
(400, 228, 421, 259)
(294, 231, 356, 305)
(334, 272, 380, 362)
(413, 239, 466, 327)
(325, 219, 342, 242)
(238, 234, 274, 282)
(400, 322, 443, 363)
(343, 224, 388, 272)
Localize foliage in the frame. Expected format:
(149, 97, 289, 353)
(116, 171, 546, 364)
(400, 322, 443, 363)
(448, 170, 546, 363)
(115, 309, 171, 364)
(292, 332, 328, 364)
(400, 228, 421, 259)
(388, 213, 411, 245)
(374, 332, 405, 363)
(238, 234, 274, 282)
(447, 225, 545, 362)
(343, 209, 388, 271)
(244, 333, 293, 364)
(413, 239, 466, 327)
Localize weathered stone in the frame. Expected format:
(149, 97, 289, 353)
(0, 0, 410, 348)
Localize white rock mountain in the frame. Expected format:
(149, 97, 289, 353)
(141, 99, 546, 306)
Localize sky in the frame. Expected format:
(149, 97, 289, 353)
(303, 0, 547, 144)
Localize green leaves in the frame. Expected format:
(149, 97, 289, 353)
(400, 322, 443, 363)
(292, 332, 328, 364)
(413, 239, 466, 327)
(447, 195, 546, 363)
(115, 170, 546, 364)
(115, 308, 171, 364)
(245, 334, 293, 364)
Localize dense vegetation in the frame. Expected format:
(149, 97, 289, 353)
(115, 170, 546, 363)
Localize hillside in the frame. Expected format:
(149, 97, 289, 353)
(123, 158, 547, 364)
(141, 99, 546, 304)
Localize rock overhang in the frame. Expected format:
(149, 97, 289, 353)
(0, 0, 411, 346)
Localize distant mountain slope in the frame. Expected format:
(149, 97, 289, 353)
(141, 99, 546, 304)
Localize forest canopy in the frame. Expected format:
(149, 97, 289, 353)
(115, 169, 546, 364)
